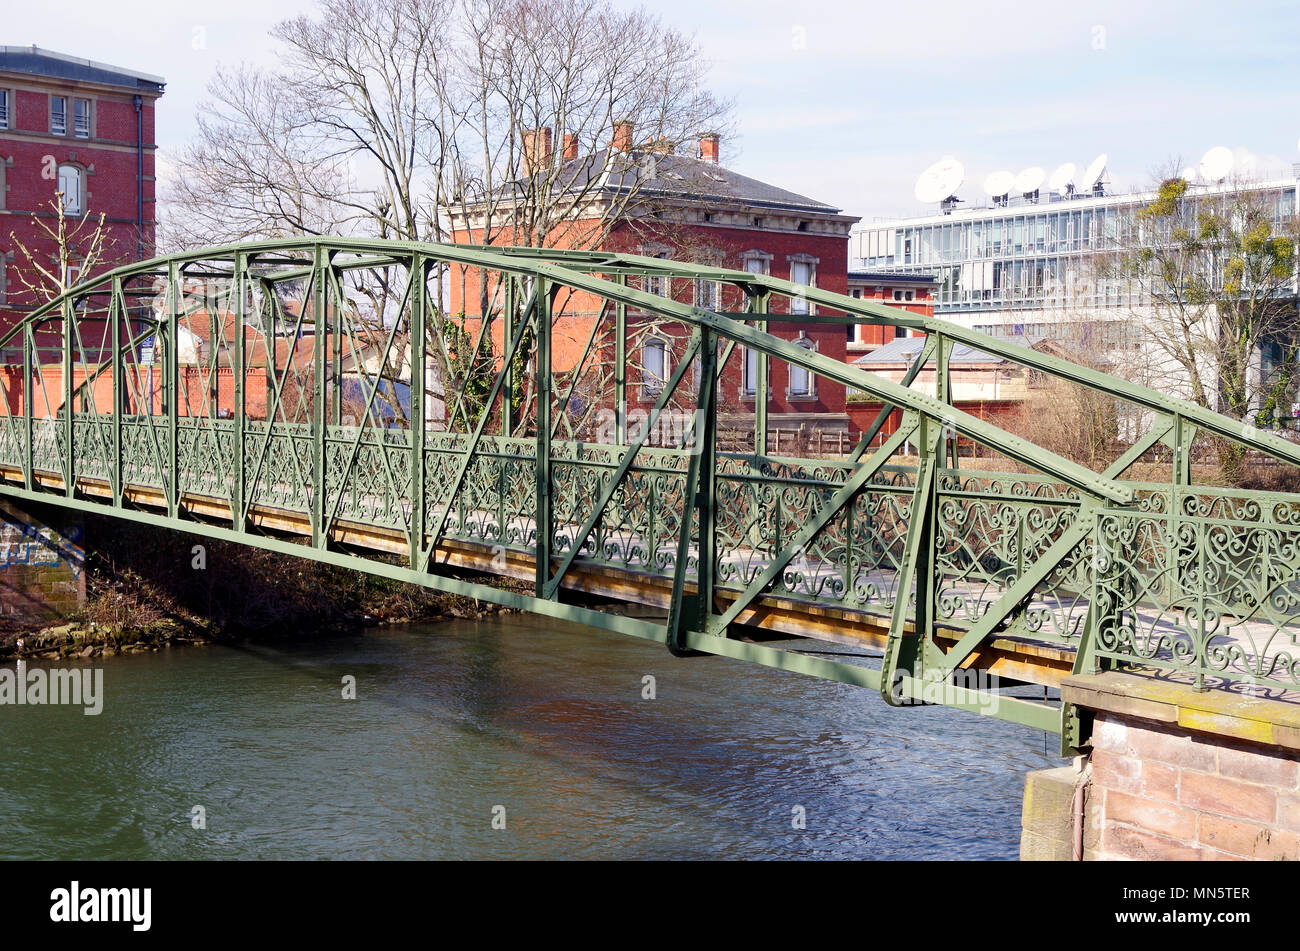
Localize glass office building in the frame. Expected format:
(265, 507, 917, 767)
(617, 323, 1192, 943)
(851, 176, 1300, 339)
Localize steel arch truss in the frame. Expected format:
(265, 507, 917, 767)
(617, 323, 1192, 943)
(4, 237, 1300, 746)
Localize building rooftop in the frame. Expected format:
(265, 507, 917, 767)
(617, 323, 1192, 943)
(854, 333, 1043, 366)
(574, 148, 845, 214)
(848, 269, 936, 284)
(479, 145, 855, 220)
(0, 45, 165, 93)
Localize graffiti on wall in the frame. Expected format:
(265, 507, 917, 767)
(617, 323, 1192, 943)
(0, 519, 84, 578)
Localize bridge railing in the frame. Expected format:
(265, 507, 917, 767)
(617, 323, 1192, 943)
(7, 238, 1300, 738)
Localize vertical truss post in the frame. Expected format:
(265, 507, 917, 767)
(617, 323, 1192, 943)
(410, 255, 427, 567)
(534, 277, 553, 597)
(935, 333, 955, 468)
(502, 274, 514, 436)
(164, 260, 180, 519)
(666, 328, 718, 654)
(232, 255, 246, 528)
(22, 322, 32, 491)
(111, 278, 123, 505)
(752, 291, 769, 454)
(615, 274, 627, 445)
(311, 246, 328, 548)
(880, 416, 941, 704)
(61, 297, 74, 497)
(330, 266, 344, 427)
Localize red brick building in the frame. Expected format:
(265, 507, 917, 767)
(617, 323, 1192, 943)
(448, 125, 862, 436)
(0, 46, 164, 331)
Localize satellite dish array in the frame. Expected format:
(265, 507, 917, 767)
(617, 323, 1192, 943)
(916, 142, 1286, 213)
(915, 153, 1109, 211)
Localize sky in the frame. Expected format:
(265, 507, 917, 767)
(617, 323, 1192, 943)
(9, 0, 1300, 222)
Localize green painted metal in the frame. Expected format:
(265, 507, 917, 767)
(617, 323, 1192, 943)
(8, 237, 1300, 743)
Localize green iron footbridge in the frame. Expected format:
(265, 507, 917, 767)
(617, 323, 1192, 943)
(3, 237, 1300, 750)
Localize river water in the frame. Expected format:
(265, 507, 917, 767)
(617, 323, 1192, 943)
(0, 616, 1057, 860)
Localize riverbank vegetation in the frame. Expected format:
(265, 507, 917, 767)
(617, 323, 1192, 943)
(0, 516, 502, 660)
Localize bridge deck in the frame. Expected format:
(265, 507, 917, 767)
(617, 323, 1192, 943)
(2, 462, 1082, 687)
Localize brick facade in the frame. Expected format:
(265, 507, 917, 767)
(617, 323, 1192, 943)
(0, 47, 164, 332)
(448, 129, 861, 436)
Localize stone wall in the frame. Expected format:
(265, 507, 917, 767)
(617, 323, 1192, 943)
(1020, 671, 1300, 861)
(1085, 712, 1300, 860)
(0, 499, 85, 621)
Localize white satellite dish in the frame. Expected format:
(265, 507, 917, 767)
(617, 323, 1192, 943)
(1080, 153, 1108, 193)
(1180, 166, 1198, 183)
(915, 157, 965, 204)
(1198, 146, 1234, 182)
(1048, 162, 1077, 196)
(982, 170, 1015, 197)
(1015, 166, 1046, 194)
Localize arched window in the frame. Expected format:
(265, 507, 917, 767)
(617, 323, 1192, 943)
(643, 338, 669, 396)
(788, 336, 816, 398)
(57, 164, 83, 215)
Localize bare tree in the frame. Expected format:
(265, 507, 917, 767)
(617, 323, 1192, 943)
(8, 199, 116, 302)
(162, 0, 732, 437)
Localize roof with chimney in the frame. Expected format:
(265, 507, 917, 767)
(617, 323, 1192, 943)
(0, 45, 165, 93)
(546, 148, 846, 215)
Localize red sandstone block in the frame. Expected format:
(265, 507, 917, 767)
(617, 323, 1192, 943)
(1091, 750, 1139, 790)
(1216, 742, 1300, 789)
(1126, 723, 1217, 772)
(1197, 814, 1299, 860)
(1199, 847, 1245, 861)
(1180, 772, 1277, 823)
(1275, 791, 1300, 833)
(1106, 790, 1198, 840)
(1102, 823, 1202, 861)
(1091, 716, 1129, 754)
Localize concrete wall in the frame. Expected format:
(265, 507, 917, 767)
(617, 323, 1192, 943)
(0, 499, 85, 621)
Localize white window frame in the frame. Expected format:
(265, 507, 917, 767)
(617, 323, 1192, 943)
(642, 336, 670, 398)
(50, 95, 67, 136)
(73, 97, 91, 138)
(787, 254, 818, 315)
(0, 89, 9, 130)
(639, 246, 672, 299)
(741, 346, 764, 400)
(786, 334, 817, 399)
(740, 250, 772, 276)
(57, 163, 84, 216)
(694, 278, 720, 311)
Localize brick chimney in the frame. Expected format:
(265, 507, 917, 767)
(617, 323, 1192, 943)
(521, 127, 553, 175)
(610, 120, 634, 152)
(699, 133, 720, 164)
(562, 133, 579, 161)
